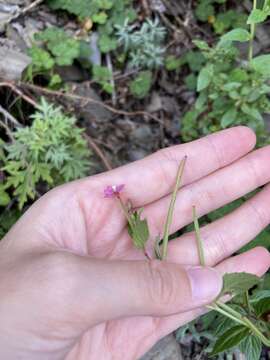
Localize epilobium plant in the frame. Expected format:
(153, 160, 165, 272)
(182, 0, 270, 146)
(115, 18, 167, 69)
(105, 157, 270, 358)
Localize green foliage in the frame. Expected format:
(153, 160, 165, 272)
(115, 18, 166, 69)
(35, 27, 81, 66)
(47, 0, 137, 54)
(92, 65, 113, 93)
(2, 98, 91, 209)
(128, 209, 150, 250)
(28, 27, 90, 83)
(181, 38, 270, 144)
(47, 0, 114, 19)
(220, 273, 261, 298)
(0, 209, 21, 239)
(129, 71, 152, 99)
(195, 0, 247, 35)
(210, 326, 249, 356)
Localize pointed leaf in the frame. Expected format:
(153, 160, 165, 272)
(221, 107, 237, 128)
(210, 326, 249, 356)
(247, 9, 268, 24)
(220, 28, 251, 43)
(197, 64, 213, 91)
(239, 335, 262, 360)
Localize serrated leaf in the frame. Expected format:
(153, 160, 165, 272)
(239, 335, 262, 360)
(220, 272, 261, 297)
(197, 64, 213, 91)
(128, 209, 149, 249)
(247, 9, 268, 25)
(220, 28, 250, 43)
(210, 325, 249, 356)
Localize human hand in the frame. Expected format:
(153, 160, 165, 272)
(0, 127, 269, 360)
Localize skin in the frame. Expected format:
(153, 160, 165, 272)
(0, 126, 269, 360)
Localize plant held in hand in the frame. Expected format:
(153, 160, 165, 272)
(105, 156, 270, 358)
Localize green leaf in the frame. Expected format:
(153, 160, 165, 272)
(92, 11, 108, 24)
(210, 325, 249, 356)
(128, 209, 149, 249)
(221, 107, 237, 128)
(197, 64, 213, 91)
(129, 71, 152, 99)
(220, 272, 261, 297)
(247, 9, 268, 25)
(193, 39, 210, 51)
(98, 34, 118, 53)
(0, 187, 11, 206)
(239, 335, 262, 360)
(220, 28, 250, 43)
(251, 54, 270, 77)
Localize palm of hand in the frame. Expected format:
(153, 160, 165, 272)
(2, 128, 270, 360)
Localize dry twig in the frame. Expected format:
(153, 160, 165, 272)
(19, 82, 163, 123)
(0, 81, 38, 108)
(84, 134, 112, 171)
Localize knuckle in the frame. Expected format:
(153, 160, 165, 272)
(144, 260, 177, 309)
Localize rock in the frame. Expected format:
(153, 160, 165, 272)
(127, 147, 149, 161)
(129, 125, 156, 149)
(73, 83, 113, 123)
(0, 46, 31, 80)
(140, 334, 183, 360)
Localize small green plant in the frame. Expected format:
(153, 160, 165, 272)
(129, 71, 152, 99)
(47, 0, 137, 54)
(182, 2, 270, 145)
(2, 98, 91, 209)
(27, 27, 91, 85)
(115, 18, 167, 69)
(92, 65, 113, 94)
(195, 0, 247, 35)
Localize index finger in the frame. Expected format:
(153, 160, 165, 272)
(84, 126, 256, 206)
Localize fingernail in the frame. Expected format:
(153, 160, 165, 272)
(187, 267, 223, 303)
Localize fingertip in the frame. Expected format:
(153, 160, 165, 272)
(232, 126, 257, 150)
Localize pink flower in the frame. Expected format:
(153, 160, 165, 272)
(104, 184, 125, 198)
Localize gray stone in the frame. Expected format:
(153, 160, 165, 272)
(74, 83, 113, 123)
(140, 334, 183, 360)
(0, 46, 31, 80)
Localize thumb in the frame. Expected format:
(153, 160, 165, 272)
(72, 257, 223, 326)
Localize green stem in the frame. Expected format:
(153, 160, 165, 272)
(117, 195, 131, 223)
(207, 304, 245, 326)
(248, 0, 257, 62)
(192, 206, 205, 266)
(162, 156, 187, 260)
(244, 291, 252, 315)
